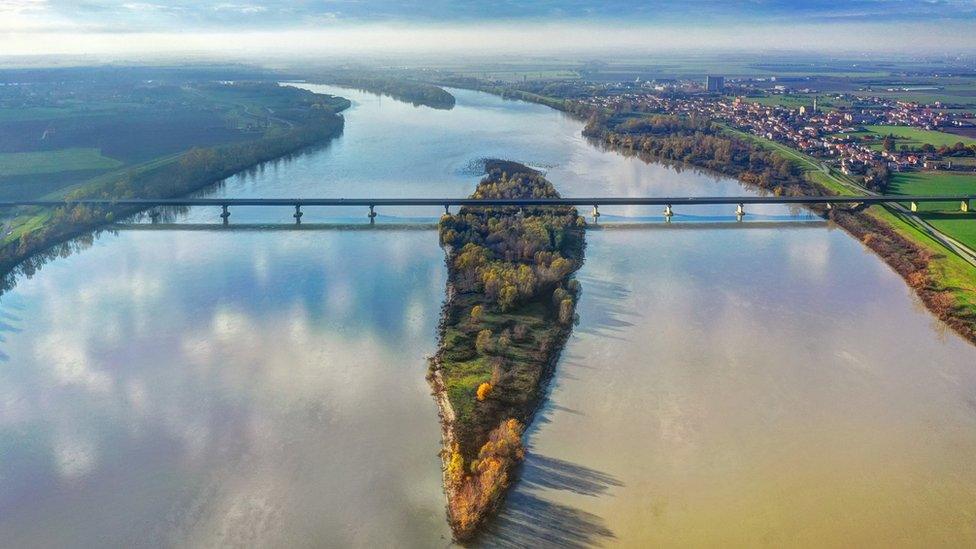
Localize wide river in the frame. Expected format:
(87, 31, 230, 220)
(2, 86, 976, 547)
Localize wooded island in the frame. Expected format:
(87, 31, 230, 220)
(429, 160, 585, 540)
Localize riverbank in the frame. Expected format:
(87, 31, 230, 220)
(438, 80, 976, 346)
(0, 84, 349, 286)
(583, 113, 976, 344)
(429, 160, 585, 540)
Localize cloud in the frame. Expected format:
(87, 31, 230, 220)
(212, 3, 268, 14)
(0, 0, 48, 13)
(0, 0, 76, 33)
(2, 1, 975, 54)
(14, 0, 976, 31)
(3, 20, 975, 56)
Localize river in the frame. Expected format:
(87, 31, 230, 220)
(1, 85, 975, 547)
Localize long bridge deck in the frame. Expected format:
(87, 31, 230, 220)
(1, 195, 973, 208)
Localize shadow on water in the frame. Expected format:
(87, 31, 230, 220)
(519, 455, 623, 497)
(470, 294, 622, 547)
(477, 489, 617, 548)
(530, 353, 588, 428)
(533, 401, 583, 427)
(573, 276, 636, 340)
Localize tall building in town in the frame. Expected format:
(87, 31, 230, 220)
(705, 75, 725, 92)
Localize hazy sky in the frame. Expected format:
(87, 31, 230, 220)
(2, 0, 975, 56)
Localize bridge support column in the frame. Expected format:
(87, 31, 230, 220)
(368, 205, 377, 223)
(911, 201, 919, 212)
(220, 205, 230, 225)
(444, 205, 451, 215)
(962, 200, 970, 213)
(592, 205, 600, 222)
(294, 205, 303, 224)
(736, 203, 745, 217)
(664, 204, 673, 219)
(149, 210, 161, 224)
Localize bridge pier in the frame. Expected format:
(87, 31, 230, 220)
(963, 200, 970, 213)
(149, 210, 161, 224)
(220, 204, 230, 225)
(368, 205, 377, 223)
(294, 205, 303, 224)
(444, 204, 451, 215)
(592, 205, 600, 222)
(664, 204, 673, 218)
(736, 203, 745, 217)
(911, 201, 919, 212)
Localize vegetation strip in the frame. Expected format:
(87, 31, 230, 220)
(429, 160, 585, 540)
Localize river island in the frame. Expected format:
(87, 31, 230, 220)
(429, 160, 586, 540)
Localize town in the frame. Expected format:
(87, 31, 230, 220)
(574, 77, 976, 191)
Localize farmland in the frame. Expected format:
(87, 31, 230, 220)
(889, 171, 976, 201)
(836, 125, 976, 153)
(0, 73, 349, 203)
(0, 148, 122, 177)
(862, 125, 976, 148)
(747, 94, 850, 111)
(888, 171, 976, 248)
(0, 68, 350, 273)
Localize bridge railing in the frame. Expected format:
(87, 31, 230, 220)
(1, 195, 972, 223)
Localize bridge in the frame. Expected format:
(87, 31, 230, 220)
(2, 193, 973, 223)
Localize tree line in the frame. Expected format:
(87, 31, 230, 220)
(584, 112, 813, 195)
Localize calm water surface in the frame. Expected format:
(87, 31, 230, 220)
(1, 86, 975, 547)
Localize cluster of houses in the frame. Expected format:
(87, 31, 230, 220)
(833, 94, 973, 130)
(576, 90, 975, 180)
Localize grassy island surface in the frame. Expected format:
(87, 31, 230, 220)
(429, 160, 585, 540)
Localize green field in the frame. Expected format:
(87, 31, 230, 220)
(748, 94, 850, 111)
(950, 156, 976, 168)
(861, 125, 976, 149)
(889, 172, 976, 203)
(0, 73, 351, 274)
(0, 78, 348, 204)
(915, 213, 976, 250)
(852, 85, 976, 109)
(0, 148, 123, 177)
(888, 171, 976, 248)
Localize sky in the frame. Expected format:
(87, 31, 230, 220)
(2, 0, 975, 57)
